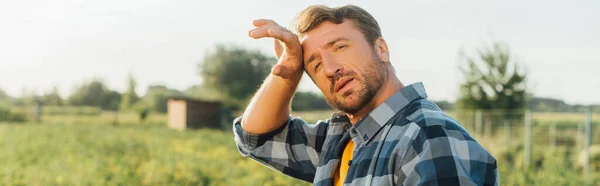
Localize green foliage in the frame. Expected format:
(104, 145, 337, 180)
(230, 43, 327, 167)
(0, 123, 308, 186)
(0, 104, 11, 121)
(139, 108, 149, 122)
(142, 85, 183, 113)
(494, 145, 600, 186)
(14, 88, 41, 106)
(42, 86, 63, 106)
(432, 100, 454, 111)
(0, 108, 27, 122)
(68, 79, 106, 107)
(198, 45, 276, 110)
(131, 102, 151, 123)
(291, 92, 331, 111)
(530, 97, 598, 112)
(457, 42, 528, 118)
(102, 90, 121, 111)
(529, 97, 570, 112)
(0, 88, 11, 101)
(66, 79, 122, 111)
(42, 106, 103, 116)
(120, 72, 140, 111)
(184, 84, 222, 102)
(1, 111, 600, 185)
(0, 101, 27, 122)
(0, 90, 13, 121)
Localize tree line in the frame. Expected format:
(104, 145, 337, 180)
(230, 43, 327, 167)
(1, 42, 597, 123)
(0, 45, 331, 122)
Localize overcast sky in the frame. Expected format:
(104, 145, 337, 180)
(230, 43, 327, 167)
(0, 0, 598, 104)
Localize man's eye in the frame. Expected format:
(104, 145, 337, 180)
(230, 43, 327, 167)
(314, 62, 321, 72)
(336, 44, 347, 51)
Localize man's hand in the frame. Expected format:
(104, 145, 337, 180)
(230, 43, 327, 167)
(241, 19, 303, 134)
(249, 19, 303, 80)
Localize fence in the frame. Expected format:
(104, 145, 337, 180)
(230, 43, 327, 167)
(2, 105, 167, 126)
(451, 109, 598, 174)
(3, 105, 599, 174)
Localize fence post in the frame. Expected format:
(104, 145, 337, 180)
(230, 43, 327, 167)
(35, 102, 43, 122)
(524, 110, 532, 168)
(504, 119, 511, 146)
(113, 110, 120, 126)
(475, 110, 483, 137)
(550, 124, 556, 150)
(485, 118, 492, 138)
(577, 124, 583, 150)
(584, 109, 592, 175)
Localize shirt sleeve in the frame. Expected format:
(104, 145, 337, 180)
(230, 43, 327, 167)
(395, 125, 499, 186)
(232, 116, 329, 182)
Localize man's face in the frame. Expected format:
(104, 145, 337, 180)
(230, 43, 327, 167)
(301, 20, 386, 114)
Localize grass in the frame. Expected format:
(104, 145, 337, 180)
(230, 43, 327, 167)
(1, 110, 600, 185)
(0, 121, 307, 186)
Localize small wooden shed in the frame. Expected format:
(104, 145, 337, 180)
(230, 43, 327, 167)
(167, 97, 222, 130)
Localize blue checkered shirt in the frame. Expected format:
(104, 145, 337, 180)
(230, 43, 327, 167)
(233, 83, 499, 185)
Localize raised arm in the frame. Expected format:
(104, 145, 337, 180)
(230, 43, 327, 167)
(241, 19, 304, 134)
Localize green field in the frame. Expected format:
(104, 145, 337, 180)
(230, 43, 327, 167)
(0, 122, 306, 185)
(1, 111, 600, 185)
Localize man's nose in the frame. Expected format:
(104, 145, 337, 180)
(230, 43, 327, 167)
(323, 54, 342, 79)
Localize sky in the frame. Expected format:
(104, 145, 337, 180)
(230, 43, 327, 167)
(0, 0, 598, 104)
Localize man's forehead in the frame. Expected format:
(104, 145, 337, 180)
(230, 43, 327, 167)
(300, 21, 354, 50)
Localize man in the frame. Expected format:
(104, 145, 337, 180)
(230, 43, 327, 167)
(233, 4, 499, 186)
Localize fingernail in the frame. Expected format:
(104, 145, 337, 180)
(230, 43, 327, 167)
(249, 31, 254, 37)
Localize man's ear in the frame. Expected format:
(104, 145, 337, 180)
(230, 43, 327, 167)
(374, 37, 390, 63)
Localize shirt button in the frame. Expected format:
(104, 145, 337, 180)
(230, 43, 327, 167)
(351, 129, 357, 134)
(363, 134, 368, 141)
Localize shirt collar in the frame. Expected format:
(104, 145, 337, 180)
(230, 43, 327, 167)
(338, 82, 428, 144)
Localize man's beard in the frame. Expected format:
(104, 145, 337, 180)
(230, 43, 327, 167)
(326, 57, 387, 114)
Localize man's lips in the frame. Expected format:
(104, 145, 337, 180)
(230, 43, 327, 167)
(334, 77, 354, 93)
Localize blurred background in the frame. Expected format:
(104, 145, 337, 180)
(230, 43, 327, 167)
(1, 0, 599, 185)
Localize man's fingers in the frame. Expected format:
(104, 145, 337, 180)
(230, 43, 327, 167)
(248, 25, 279, 38)
(267, 28, 297, 47)
(250, 26, 298, 52)
(250, 27, 299, 48)
(252, 19, 277, 27)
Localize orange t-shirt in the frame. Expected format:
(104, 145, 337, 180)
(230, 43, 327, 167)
(333, 139, 354, 186)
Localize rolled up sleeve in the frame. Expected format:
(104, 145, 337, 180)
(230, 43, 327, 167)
(232, 116, 329, 182)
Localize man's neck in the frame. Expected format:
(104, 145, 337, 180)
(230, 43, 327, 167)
(347, 73, 403, 125)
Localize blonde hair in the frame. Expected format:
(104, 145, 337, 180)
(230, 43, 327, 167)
(293, 5, 382, 46)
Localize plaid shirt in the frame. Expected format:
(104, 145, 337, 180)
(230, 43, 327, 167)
(233, 83, 499, 185)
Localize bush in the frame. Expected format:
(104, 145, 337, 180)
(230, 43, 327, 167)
(0, 106, 27, 122)
(43, 106, 102, 116)
(0, 108, 9, 121)
(6, 111, 27, 122)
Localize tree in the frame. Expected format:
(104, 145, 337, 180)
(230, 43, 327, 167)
(42, 86, 63, 106)
(120, 72, 139, 111)
(0, 88, 9, 101)
(529, 97, 569, 112)
(101, 90, 121, 111)
(184, 84, 221, 101)
(291, 91, 331, 111)
(15, 88, 42, 106)
(0, 88, 11, 119)
(457, 42, 528, 119)
(432, 100, 454, 111)
(198, 45, 276, 109)
(68, 79, 106, 107)
(142, 85, 183, 113)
